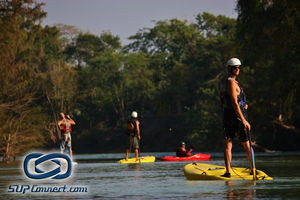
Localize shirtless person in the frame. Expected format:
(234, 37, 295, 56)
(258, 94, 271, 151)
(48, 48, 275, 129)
(220, 58, 253, 178)
(58, 112, 76, 160)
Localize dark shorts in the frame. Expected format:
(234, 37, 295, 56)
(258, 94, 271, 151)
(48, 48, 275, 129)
(223, 110, 248, 142)
(127, 135, 139, 151)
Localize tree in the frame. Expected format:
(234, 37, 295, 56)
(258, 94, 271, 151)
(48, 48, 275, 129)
(122, 14, 237, 151)
(236, 0, 300, 150)
(64, 32, 121, 68)
(0, 0, 49, 162)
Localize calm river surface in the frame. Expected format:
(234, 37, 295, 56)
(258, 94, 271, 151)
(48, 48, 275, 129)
(1, 152, 300, 199)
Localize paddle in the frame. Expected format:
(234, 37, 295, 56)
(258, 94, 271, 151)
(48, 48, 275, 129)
(190, 144, 195, 150)
(247, 129, 258, 180)
(187, 144, 195, 156)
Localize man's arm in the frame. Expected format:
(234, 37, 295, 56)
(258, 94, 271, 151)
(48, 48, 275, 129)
(187, 145, 194, 155)
(136, 121, 141, 140)
(67, 115, 76, 125)
(58, 120, 63, 126)
(186, 149, 193, 155)
(227, 80, 251, 131)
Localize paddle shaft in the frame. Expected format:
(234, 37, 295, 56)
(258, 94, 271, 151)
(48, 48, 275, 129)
(247, 129, 257, 180)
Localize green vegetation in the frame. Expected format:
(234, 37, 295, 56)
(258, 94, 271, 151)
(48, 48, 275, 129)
(0, 0, 299, 162)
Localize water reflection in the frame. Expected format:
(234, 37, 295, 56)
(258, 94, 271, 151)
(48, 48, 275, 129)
(127, 163, 142, 179)
(225, 180, 256, 200)
(186, 180, 257, 199)
(127, 163, 141, 171)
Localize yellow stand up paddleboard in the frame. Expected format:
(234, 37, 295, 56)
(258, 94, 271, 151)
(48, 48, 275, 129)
(184, 163, 273, 180)
(118, 156, 155, 164)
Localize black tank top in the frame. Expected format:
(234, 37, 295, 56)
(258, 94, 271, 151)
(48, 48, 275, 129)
(221, 77, 248, 120)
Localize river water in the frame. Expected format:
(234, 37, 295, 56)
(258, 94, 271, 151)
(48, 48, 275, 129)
(1, 152, 300, 199)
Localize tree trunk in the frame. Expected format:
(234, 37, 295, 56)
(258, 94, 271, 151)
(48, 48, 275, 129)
(4, 133, 11, 163)
(46, 91, 61, 140)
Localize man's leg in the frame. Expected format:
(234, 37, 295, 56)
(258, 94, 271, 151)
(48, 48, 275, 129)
(69, 147, 73, 160)
(242, 141, 254, 171)
(135, 148, 139, 161)
(126, 136, 132, 160)
(65, 146, 72, 160)
(60, 139, 64, 154)
(224, 139, 233, 174)
(66, 135, 72, 160)
(133, 136, 139, 161)
(125, 149, 129, 160)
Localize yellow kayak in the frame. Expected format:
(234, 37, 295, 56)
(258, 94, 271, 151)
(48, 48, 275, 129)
(118, 156, 156, 164)
(184, 163, 273, 180)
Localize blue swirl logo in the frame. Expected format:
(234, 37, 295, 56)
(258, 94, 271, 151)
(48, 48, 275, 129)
(23, 153, 72, 179)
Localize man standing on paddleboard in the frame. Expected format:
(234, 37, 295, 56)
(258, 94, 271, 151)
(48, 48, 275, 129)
(125, 111, 141, 161)
(220, 58, 254, 178)
(58, 112, 76, 160)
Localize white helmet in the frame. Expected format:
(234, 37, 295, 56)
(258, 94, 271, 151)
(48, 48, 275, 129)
(227, 58, 241, 66)
(131, 111, 138, 118)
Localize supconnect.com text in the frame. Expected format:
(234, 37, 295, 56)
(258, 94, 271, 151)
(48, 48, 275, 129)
(8, 184, 88, 194)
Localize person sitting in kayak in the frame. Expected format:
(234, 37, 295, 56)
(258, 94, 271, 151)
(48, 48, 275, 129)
(176, 142, 194, 157)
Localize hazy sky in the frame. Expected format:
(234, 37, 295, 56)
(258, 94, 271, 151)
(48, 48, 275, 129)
(37, 0, 238, 44)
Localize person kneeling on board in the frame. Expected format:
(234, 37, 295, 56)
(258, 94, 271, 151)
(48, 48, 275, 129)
(176, 142, 194, 157)
(125, 111, 141, 161)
